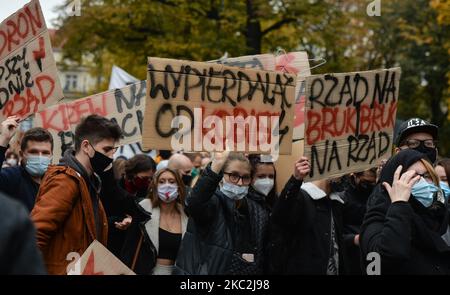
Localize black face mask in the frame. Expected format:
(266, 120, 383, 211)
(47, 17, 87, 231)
(356, 181, 376, 197)
(329, 178, 344, 193)
(413, 143, 437, 163)
(182, 174, 193, 186)
(89, 143, 113, 174)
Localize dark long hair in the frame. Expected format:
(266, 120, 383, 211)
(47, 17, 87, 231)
(124, 154, 156, 180)
(248, 154, 278, 208)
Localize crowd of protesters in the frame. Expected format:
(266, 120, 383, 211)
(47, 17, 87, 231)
(0, 114, 449, 275)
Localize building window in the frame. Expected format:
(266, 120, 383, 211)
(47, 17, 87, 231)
(64, 75, 78, 91)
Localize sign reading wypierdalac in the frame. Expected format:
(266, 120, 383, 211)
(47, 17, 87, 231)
(0, 0, 63, 121)
(34, 80, 146, 162)
(303, 67, 401, 181)
(142, 57, 297, 157)
(212, 52, 310, 141)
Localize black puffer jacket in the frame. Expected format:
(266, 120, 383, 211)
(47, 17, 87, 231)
(360, 149, 450, 275)
(174, 165, 269, 275)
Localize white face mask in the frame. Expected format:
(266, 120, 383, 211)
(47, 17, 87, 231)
(220, 181, 248, 200)
(157, 183, 179, 203)
(252, 178, 274, 196)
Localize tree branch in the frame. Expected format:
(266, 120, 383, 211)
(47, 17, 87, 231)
(262, 18, 296, 36)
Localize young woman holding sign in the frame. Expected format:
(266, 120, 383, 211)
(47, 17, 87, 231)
(174, 151, 269, 275)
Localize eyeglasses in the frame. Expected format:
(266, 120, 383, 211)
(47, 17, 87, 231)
(401, 139, 437, 149)
(224, 172, 252, 185)
(415, 172, 433, 182)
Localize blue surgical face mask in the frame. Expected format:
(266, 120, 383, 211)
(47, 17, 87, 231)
(220, 181, 248, 200)
(440, 182, 450, 201)
(411, 177, 439, 207)
(25, 155, 51, 177)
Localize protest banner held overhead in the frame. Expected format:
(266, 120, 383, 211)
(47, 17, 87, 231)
(303, 67, 401, 181)
(34, 80, 146, 162)
(212, 51, 311, 141)
(141, 57, 297, 159)
(0, 0, 63, 122)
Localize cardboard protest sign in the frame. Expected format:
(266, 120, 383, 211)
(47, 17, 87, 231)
(303, 67, 401, 181)
(276, 52, 310, 142)
(34, 80, 146, 162)
(216, 52, 311, 188)
(67, 240, 135, 275)
(212, 53, 275, 70)
(0, 0, 63, 121)
(142, 57, 297, 156)
(274, 139, 304, 193)
(212, 51, 310, 141)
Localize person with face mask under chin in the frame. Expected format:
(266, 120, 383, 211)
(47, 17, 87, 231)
(339, 168, 377, 275)
(360, 149, 450, 275)
(0, 116, 54, 212)
(174, 151, 269, 275)
(31, 115, 123, 275)
(120, 167, 188, 275)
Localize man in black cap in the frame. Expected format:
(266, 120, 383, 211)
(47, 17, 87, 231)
(394, 118, 439, 163)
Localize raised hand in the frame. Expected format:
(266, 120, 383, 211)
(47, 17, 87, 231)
(211, 150, 231, 174)
(294, 156, 310, 181)
(382, 165, 420, 203)
(0, 116, 20, 147)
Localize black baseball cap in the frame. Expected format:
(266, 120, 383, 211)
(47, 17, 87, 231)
(395, 118, 438, 146)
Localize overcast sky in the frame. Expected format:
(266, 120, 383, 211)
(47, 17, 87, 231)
(0, 0, 65, 29)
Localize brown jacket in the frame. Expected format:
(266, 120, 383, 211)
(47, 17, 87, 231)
(31, 165, 108, 275)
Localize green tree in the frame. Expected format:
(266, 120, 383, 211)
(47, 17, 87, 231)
(55, 0, 449, 155)
(373, 0, 450, 156)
